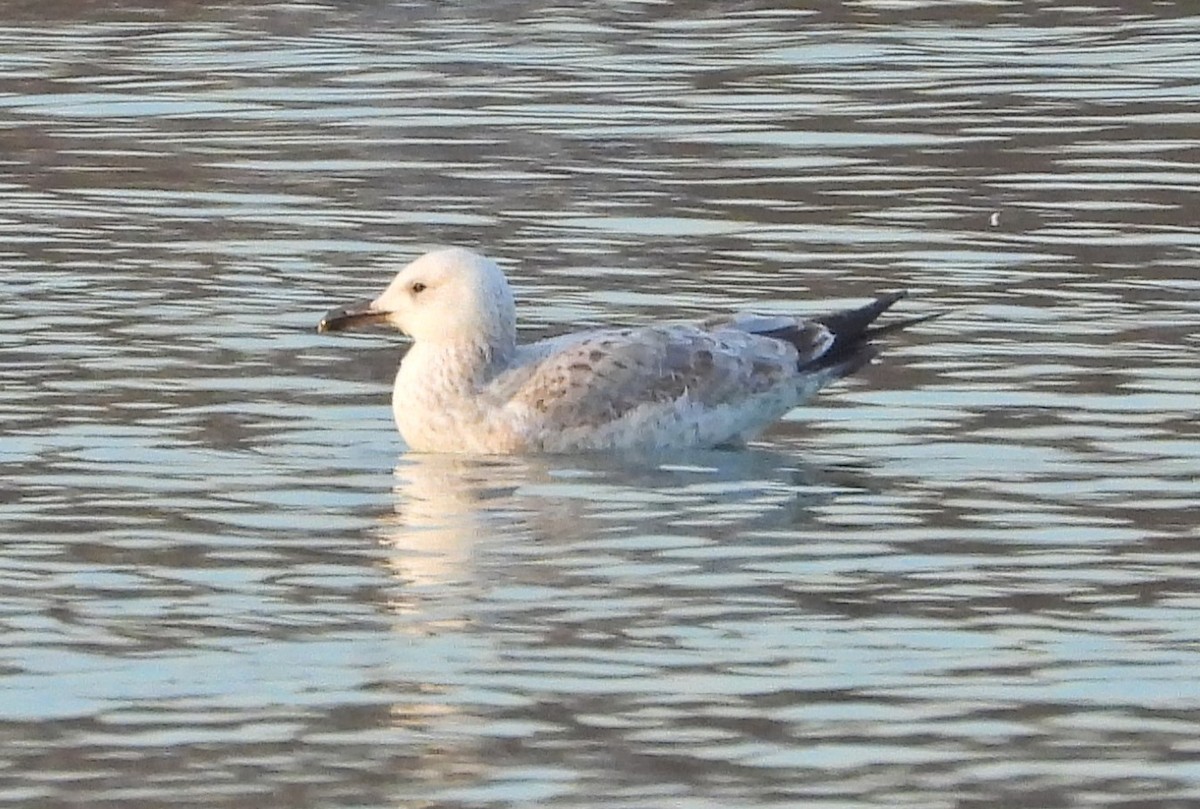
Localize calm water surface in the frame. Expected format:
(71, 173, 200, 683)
(2, 2, 1199, 807)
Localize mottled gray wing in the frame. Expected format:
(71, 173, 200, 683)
(501, 319, 832, 431)
(700, 312, 836, 367)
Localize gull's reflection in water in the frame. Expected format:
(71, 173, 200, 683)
(371, 450, 866, 802)
(377, 449, 856, 605)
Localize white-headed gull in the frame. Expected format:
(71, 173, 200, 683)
(319, 248, 935, 453)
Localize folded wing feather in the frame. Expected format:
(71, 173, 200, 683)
(499, 316, 835, 432)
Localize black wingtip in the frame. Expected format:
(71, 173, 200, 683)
(805, 290, 932, 374)
(816, 290, 908, 345)
(863, 309, 946, 340)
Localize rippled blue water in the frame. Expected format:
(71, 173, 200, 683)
(2, 2, 1199, 807)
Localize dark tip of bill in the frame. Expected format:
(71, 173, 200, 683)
(317, 301, 388, 334)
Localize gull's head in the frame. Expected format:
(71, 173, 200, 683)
(318, 248, 516, 347)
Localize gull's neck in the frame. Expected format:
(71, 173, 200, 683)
(404, 331, 516, 395)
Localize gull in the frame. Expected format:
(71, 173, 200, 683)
(318, 248, 935, 454)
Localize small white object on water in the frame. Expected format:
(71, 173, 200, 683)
(319, 248, 932, 454)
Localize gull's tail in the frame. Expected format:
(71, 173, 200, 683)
(750, 291, 939, 377)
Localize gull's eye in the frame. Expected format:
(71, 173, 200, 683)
(411, 282, 427, 295)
